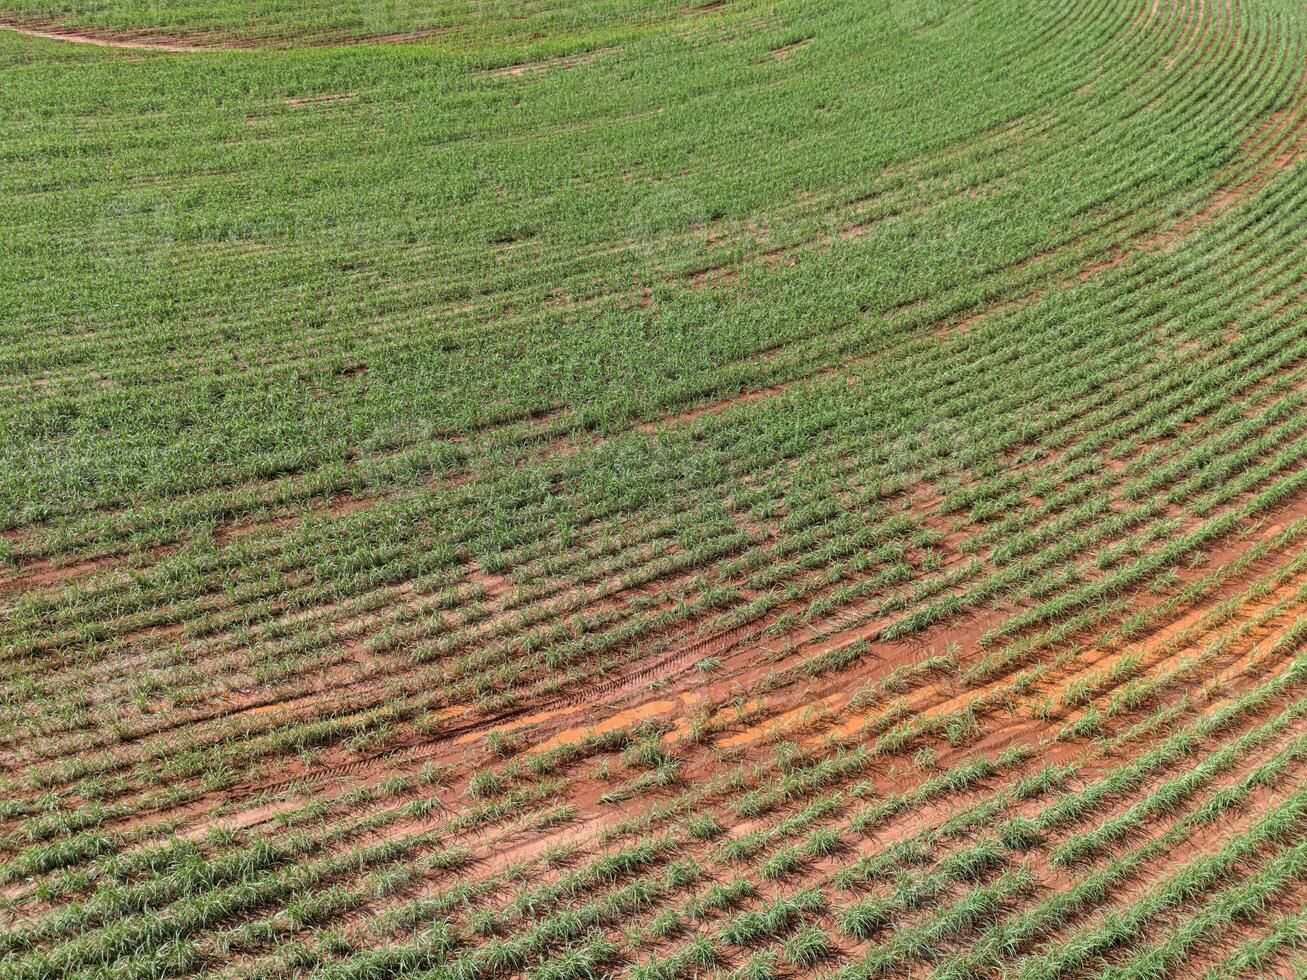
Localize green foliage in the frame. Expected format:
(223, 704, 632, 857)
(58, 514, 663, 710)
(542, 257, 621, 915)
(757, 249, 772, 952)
(5, 1, 1307, 977)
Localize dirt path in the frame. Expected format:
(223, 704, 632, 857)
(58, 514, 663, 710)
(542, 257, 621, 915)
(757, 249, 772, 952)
(0, 18, 447, 52)
(0, 21, 217, 53)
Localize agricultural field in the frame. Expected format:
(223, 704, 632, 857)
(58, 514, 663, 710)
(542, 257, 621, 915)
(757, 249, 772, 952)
(1, 0, 1307, 975)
